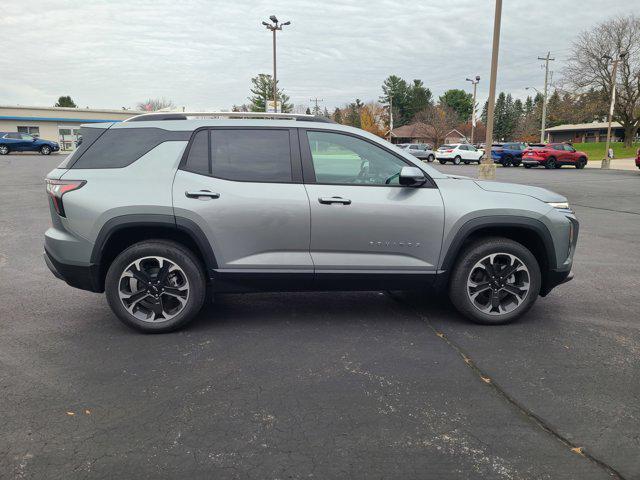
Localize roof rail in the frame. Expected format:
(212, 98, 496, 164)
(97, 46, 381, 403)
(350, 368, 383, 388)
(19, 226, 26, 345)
(124, 111, 335, 123)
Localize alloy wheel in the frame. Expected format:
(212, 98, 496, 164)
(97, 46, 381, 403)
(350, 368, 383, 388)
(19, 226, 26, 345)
(466, 253, 530, 316)
(118, 256, 190, 322)
(0, 146, 8, 155)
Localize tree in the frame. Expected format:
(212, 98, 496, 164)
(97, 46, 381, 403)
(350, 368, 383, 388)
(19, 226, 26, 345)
(563, 14, 640, 146)
(305, 107, 312, 115)
(332, 107, 344, 124)
(438, 89, 473, 122)
(137, 98, 175, 111)
(405, 79, 433, 121)
(414, 105, 459, 148)
(380, 75, 409, 126)
(55, 96, 77, 108)
(247, 73, 292, 113)
(359, 102, 386, 137)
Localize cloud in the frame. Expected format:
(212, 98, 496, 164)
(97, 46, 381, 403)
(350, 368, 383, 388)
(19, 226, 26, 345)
(1, 0, 637, 110)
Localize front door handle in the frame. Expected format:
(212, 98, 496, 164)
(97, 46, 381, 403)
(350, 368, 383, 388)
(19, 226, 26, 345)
(185, 190, 220, 199)
(318, 196, 351, 205)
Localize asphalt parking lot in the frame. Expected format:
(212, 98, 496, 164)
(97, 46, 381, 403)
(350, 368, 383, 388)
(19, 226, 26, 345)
(1, 154, 639, 479)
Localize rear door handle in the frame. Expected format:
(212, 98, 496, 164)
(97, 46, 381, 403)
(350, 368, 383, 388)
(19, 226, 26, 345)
(185, 190, 220, 199)
(318, 196, 351, 205)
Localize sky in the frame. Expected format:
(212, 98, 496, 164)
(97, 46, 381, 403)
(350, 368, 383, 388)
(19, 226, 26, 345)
(1, 0, 638, 112)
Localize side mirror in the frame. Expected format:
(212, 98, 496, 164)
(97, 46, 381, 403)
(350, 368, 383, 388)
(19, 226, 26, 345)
(399, 166, 426, 187)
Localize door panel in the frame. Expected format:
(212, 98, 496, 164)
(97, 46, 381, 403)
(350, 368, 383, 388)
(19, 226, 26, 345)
(173, 170, 312, 271)
(301, 129, 444, 273)
(305, 184, 444, 272)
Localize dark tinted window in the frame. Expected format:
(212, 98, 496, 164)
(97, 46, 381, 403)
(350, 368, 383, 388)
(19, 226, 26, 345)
(5, 133, 20, 139)
(70, 127, 189, 169)
(211, 129, 291, 182)
(58, 126, 106, 168)
(184, 130, 209, 175)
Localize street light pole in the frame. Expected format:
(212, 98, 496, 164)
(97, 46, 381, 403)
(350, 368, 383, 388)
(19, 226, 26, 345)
(479, 0, 502, 181)
(466, 75, 480, 144)
(262, 16, 291, 113)
(602, 51, 627, 169)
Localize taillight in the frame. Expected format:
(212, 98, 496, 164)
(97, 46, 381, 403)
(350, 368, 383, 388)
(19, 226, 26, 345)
(446, 149, 453, 153)
(45, 179, 86, 217)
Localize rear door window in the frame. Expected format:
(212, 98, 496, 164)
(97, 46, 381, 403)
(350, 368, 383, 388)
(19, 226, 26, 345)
(183, 130, 209, 175)
(210, 129, 292, 183)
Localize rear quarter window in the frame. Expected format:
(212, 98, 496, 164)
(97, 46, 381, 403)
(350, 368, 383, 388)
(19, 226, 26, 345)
(69, 127, 189, 169)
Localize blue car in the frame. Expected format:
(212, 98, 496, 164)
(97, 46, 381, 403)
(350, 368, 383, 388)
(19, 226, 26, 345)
(491, 142, 528, 167)
(0, 132, 60, 155)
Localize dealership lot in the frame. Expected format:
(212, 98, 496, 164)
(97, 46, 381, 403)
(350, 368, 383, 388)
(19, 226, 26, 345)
(1, 155, 638, 479)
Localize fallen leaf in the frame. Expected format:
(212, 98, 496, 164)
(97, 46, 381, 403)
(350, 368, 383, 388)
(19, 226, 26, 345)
(66, 411, 75, 416)
(436, 332, 445, 338)
(84, 409, 91, 415)
(571, 447, 584, 455)
(480, 376, 491, 384)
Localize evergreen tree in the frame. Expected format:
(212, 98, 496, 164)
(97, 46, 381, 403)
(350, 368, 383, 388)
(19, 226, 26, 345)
(333, 107, 343, 124)
(55, 96, 77, 108)
(405, 79, 433, 121)
(247, 74, 292, 113)
(380, 75, 409, 126)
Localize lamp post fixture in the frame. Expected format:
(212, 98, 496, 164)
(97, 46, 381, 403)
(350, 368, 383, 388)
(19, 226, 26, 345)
(601, 51, 627, 169)
(466, 75, 480, 144)
(262, 16, 290, 113)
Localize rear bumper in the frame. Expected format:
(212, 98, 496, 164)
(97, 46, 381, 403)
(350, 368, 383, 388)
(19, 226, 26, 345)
(44, 249, 102, 293)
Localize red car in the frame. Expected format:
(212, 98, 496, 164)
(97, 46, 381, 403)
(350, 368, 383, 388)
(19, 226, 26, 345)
(636, 148, 640, 169)
(522, 143, 588, 169)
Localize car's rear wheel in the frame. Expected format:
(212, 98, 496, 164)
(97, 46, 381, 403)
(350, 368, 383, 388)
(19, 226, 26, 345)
(427, 154, 435, 162)
(576, 157, 587, 169)
(545, 157, 557, 169)
(502, 156, 513, 167)
(448, 237, 541, 325)
(453, 156, 462, 165)
(0, 145, 9, 155)
(40, 145, 52, 155)
(105, 240, 206, 333)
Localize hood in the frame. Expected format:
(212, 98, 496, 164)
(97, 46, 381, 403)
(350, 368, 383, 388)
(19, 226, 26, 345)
(474, 180, 566, 203)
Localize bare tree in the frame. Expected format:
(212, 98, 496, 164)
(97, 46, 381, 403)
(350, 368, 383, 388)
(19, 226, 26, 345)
(563, 15, 640, 146)
(414, 105, 459, 148)
(136, 98, 175, 112)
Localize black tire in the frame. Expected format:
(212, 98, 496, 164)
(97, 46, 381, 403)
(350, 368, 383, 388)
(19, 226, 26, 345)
(0, 145, 9, 155)
(439, 159, 446, 165)
(575, 157, 587, 169)
(513, 160, 521, 167)
(453, 156, 462, 165)
(448, 237, 541, 325)
(105, 240, 206, 333)
(544, 157, 557, 169)
(524, 164, 532, 169)
(502, 156, 513, 167)
(427, 154, 435, 162)
(40, 145, 52, 155)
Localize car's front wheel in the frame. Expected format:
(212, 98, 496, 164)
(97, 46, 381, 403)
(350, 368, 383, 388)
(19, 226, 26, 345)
(105, 240, 206, 333)
(427, 154, 435, 162)
(40, 145, 52, 155)
(448, 237, 541, 325)
(576, 157, 587, 169)
(0, 145, 9, 155)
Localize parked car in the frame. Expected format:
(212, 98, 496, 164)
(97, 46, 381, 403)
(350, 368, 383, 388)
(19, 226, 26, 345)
(397, 143, 435, 162)
(44, 112, 578, 332)
(0, 132, 60, 155)
(492, 142, 527, 167)
(436, 143, 484, 165)
(636, 148, 640, 170)
(522, 143, 588, 169)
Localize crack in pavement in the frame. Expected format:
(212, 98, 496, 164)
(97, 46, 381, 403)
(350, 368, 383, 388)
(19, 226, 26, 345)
(387, 292, 627, 480)
(572, 203, 640, 216)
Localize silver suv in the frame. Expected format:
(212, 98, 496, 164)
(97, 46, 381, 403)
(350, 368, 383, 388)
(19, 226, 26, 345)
(44, 113, 578, 333)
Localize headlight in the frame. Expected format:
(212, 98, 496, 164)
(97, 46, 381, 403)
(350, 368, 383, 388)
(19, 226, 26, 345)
(548, 201, 573, 212)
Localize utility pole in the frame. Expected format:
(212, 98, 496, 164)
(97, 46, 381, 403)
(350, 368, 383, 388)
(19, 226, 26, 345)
(479, 0, 502, 181)
(466, 75, 480, 144)
(602, 51, 627, 169)
(262, 16, 290, 113)
(537, 52, 555, 143)
(309, 97, 323, 116)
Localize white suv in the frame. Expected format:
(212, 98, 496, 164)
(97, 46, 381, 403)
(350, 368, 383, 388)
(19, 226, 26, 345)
(436, 144, 484, 165)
